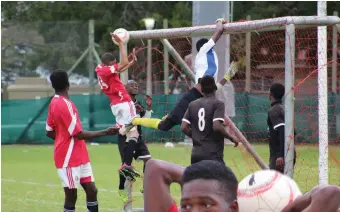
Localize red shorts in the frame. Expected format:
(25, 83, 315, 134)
(168, 202, 178, 212)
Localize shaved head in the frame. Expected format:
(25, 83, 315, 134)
(126, 80, 139, 95)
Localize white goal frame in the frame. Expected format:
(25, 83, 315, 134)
(121, 15, 340, 211)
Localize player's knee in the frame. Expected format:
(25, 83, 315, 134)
(85, 184, 98, 199)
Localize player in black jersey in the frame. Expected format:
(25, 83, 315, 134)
(117, 80, 152, 203)
(267, 83, 296, 173)
(181, 76, 239, 164)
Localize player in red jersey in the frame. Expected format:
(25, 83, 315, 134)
(46, 70, 119, 212)
(95, 33, 159, 180)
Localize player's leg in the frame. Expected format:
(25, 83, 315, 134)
(57, 167, 81, 211)
(115, 101, 141, 180)
(134, 140, 152, 193)
(131, 117, 161, 130)
(157, 116, 178, 131)
(79, 163, 98, 212)
(117, 134, 129, 203)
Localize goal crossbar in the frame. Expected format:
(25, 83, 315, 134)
(128, 16, 340, 40)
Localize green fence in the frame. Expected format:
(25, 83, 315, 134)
(1, 93, 339, 144)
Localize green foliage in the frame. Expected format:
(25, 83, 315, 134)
(1, 1, 193, 80)
(2, 1, 339, 82)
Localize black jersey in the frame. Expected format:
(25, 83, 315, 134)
(267, 100, 285, 157)
(183, 94, 225, 163)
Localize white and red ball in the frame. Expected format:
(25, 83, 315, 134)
(164, 142, 174, 148)
(237, 170, 302, 212)
(112, 28, 130, 45)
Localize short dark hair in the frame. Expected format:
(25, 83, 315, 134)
(101, 53, 116, 65)
(270, 83, 285, 100)
(200, 75, 217, 94)
(181, 160, 238, 203)
(196, 38, 209, 52)
(49, 70, 69, 92)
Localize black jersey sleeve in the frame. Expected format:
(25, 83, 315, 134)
(182, 104, 192, 125)
(269, 105, 285, 130)
(213, 101, 225, 123)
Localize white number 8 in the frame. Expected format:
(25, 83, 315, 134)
(198, 108, 205, 131)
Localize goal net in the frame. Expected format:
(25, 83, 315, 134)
(124, 15, 340, 204)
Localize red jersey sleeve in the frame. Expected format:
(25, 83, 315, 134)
(57, 98, 83, 137)
(46, 106, 55, 131)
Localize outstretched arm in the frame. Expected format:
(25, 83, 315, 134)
(181, 121, 192, 138)
(213, 121, 238, 147)
(211, 18, 226, 43)
(181, 107, 192, 138)
(212, 101, 239, 147)
(46, 127, 119, 140)
(144, 159, 184, 212)
(74, 127, 119, 140)
(111, 34, 136, 73)
(197, 18, 226, 56)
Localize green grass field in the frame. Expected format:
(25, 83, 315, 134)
(2, 144, 340, 212)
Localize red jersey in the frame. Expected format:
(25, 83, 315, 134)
(46, 95, 90, 169)
(95, 63, 131, 105)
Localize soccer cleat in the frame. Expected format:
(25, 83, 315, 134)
(140, 187, 144, 194)
(118, 124, 135, 136)
(118, 163, 140, 181)
(118, 189, 129, 203)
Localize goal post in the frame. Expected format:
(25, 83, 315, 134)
(120, 15, 340, 210)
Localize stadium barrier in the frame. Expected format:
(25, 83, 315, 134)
(2, 92, 339, 144)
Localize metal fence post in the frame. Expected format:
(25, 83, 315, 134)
(88, 19, 95, 130)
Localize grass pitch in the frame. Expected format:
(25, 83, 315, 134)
(2, 143, 340, 212)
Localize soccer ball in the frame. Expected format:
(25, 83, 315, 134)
(237, 170, 302, 212)
(164, 142, 174, 148)
(112, 28, 130, 45)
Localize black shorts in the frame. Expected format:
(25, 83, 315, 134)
(191, 154, 225, 165)
(118, 135, 151, 162)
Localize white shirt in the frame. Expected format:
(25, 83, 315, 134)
(194, 38, 219, 84)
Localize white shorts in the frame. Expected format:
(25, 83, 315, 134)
(111, 101, 137, 126)
(57, 162, 94, 189)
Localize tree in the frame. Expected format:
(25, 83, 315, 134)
(1, 1, 193, 83)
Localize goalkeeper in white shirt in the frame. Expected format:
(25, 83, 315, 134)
(131, 18, 240, 131)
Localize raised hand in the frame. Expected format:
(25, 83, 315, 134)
(135, 103, 144, 114)
(215, 18, 227, 24)
(231, 136, 239, 147)
(145, 95, 152, 110)
(110, 33, 123, 44)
